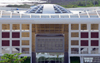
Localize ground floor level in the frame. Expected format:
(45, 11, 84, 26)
(32, 52, 100, 63)
(1, 52, 100, 63)
(70, 56, 100, 63)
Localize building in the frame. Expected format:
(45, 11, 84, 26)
(0, 4, 100, 63)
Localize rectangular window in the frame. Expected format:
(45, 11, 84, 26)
(2, 40, 10, 46)
(91, 32, 99, 38)
(81, 40, 88, 46)
(71, 40, 79, 45)
(91, 40, 98, 46)
(22, 48, 29, 54)
(22, 32, 29, 37)
(12, 40, 20, 46)
(71, 48, 79, 54)
(91, 24, 98, 30)
(22, 24, 29, 30)
(2, 24, 10, 30)
(12, 48, 20, 54)
(22, 40, 29, 45)
(80, 48, 88, 54)
(71, 24, 79, 30)
(81, 24, 87, 30)
(12, 32, 20, 38)
(2, 48, 10, 54)
(81, 32, 88, 38)
(91, 48, 99, 54)
(12, 24, 20, 30)
(71, 32, 79, 37)
(2, 32, 10, 38)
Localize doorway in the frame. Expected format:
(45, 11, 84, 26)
(36, 53, 64, 63)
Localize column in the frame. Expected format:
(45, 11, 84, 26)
(0, 24, 2, 54)
(68, 24, 71, 63)
(10, 24, 12, 54)
(79, 24, 81, 54)
(29, 24, 32, 63)
(32, 24, 36, 63)
(64, 52, 69, 63)
(88, 24, 91, 54)
(30, 24, 32, 54)
(20, 24, 22, 53)
(99, 24, 100, 54)
(80, 56, 83, 63)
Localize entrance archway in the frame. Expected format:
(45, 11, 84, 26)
(36, 53, 64, 63)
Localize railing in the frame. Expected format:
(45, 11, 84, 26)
(0, 9, 100, 18)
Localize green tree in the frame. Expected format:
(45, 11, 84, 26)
(0, 53, 27, 63)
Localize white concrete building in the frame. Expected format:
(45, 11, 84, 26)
(0, 4, 100, 63)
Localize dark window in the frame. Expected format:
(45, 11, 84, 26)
(12, 40, 20, 46)
(81, 32, 88, 38)
(91, 40, 98, 46)
(81, 40, 88, 46)
(2, 32, 10, 38)
(91, 32, 99, 38)
(12, 32, 20, 38)
(2, 40, 9, 46)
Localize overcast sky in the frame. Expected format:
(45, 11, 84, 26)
(0, 0, 40, 2)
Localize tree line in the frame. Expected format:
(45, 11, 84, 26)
(47, 0, 100, 8)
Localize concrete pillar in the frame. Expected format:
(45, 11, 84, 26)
(80, 56, 83, 63)
(64, 52, 68, 63)
(32, 52, 36, 63)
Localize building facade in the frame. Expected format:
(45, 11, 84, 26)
(0, 4, 100, 63)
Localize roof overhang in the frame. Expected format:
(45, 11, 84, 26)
(0, 18, 100, 24)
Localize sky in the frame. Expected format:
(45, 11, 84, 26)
(0, 0, 41, 2)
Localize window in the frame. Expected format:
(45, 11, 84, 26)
(91, 24, 98, 30)
(12, 24, 20, 30)
(91, 48, 99, 54)
(12, 48, 20, 54)
(12, 32, 20, 38)
(2, 40, 10, 46)
(2, 24, 10, 30)
(12, 40, 20, 46)
(81, 48, 88, 54)
(71, 40, 79, 45)
(71, 24, 79, 30)
(2, 32, 10, 38)
(54, 6, 61, 13)
(81, 40, 88, 46)
(22, 32, 29, 37)
(81, 24, 87, 30)
(22, 24, 29, 30)
(81, 32, 88, 38)
(91, 32, 99, 38)
(22, 48, 29, 54)
(36, 38, 64, 51)
(2, 48, 10, 54)
(71, 32, 79, 37)
(71, 48, 79, 54)
(22, 40, 29, 45)
(91, 40, 98, 46)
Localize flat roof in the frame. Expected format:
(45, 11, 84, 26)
(0, 5, 100, 19)
(0, 10, 100, 18)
